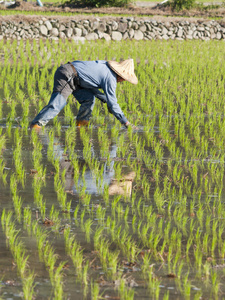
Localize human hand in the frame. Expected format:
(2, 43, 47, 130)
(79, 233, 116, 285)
(124, 121, 138, 130)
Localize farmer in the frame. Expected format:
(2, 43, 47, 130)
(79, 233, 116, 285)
(30, 59, 138, 129)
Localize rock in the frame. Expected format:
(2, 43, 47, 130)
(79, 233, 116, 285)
(133, 30, 143, 40)
(187, 30, 193, 36)
(49, 36, 59, 40)
(123, 32, 129, 39)
(106, 24, 112, 35)
(44, 20, 52, 31)
(72, 36, 86, 43)
(99, 22, 106, 32)
(202, 36, 210, 41)
(0, 17, 224, 41)
(197, 26, 205, 31)
(127, 17, 134, 22)
(91, 20, 99, 30)
(118, 22, 127, 33)
(127, 21, 132, 29)
(128, 28, 134, 38)
(204, 31, 210, 37)
(59, 32, 66, 39)
(101, 33, 111, 41)
(66, 28, 73, 38)
(98, 31, 104, 39)
(82, 28, 88, 36)
(51, 28, 59, 37)
(82, 20, 89, 28)
(139, 24, 147, 32)
(76, 24, 83, 29)
(193, 31, 198, 39)
(74, 28, 82, 37)
(59, 24, 65, 32)
(177, 29, 183, 37)
(216, 32, 222, 39)
(161, 27, 168, 35)
(111, 31, 122, 41)
(120, 17, 127, 23)
(132, 22, 139, 30)
(40, 25, 48, 36)
(86, 32, 98, 40)
(162, 35, 169, 40)
(111, 21, 118, 31)
(98, 31, 110, 40)
(145, 23, 152, 31)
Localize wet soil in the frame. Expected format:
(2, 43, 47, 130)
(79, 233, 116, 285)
(1, 0, 225, 22)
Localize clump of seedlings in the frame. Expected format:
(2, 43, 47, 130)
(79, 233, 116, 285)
(1, 39, 225, 299)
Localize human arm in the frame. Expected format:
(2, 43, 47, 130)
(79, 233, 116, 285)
(103, 75, 128, 125)
(89, 88, 107, 103)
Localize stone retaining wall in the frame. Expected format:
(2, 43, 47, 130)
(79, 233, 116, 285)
(1, 17, 225, 41)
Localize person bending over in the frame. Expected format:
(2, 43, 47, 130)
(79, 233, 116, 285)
(30, 59, 138, 129)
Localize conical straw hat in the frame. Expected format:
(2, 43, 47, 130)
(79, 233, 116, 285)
(107, 59, 138, 85)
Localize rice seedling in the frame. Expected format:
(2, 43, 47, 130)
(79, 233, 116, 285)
(1, 210, 36, 299)
(2, 39, 225, 299)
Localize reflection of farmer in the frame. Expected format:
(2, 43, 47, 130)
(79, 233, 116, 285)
(30, 59, 138, 129)
(69, 145, 117, 195)
(38, 130, 135, 197)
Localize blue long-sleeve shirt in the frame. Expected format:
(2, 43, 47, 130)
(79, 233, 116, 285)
(72, 60, 128, 125)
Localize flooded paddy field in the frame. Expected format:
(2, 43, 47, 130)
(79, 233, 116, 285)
(1, 39, 225, 299)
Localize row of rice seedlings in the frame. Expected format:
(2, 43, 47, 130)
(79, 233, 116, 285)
(2, 39, 225, 298)
(31, 129, 46, 180)
(22, 202, 68, 299)
(12, 128, 26, 186)
(47, 132, 223, 296)
(2, 40, 225, 133)
(63, 227, 89, 286)
(32, 223, 66, 299)
(44, 128, 73, 213)
(5, 129, 67, 297)
(10, 174, 23, 222)
(30, 130, 64, 232)
(1, 209, 36, 300)
(0, 130, 7, 184)
(61, 119, 220, 264)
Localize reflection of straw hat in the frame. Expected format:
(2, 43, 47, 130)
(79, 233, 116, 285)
(107, 59, 138, 85)
(109, 171, 136, 196)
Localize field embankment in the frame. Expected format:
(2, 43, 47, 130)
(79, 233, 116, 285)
(1, 14, 225, 41)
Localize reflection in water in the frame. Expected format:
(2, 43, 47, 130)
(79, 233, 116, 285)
(72, 144, 117, 195)
(38, 129, 135, 197)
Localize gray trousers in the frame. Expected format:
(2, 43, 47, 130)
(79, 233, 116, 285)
(31, 63, 95, 126)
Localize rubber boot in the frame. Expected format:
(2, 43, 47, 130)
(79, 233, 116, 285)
(30, 123, 42, 131)
(76, 120, 89, 127)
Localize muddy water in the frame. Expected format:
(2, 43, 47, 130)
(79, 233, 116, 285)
(0, 125, 144, 299)
(0, 123, 224, 299)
